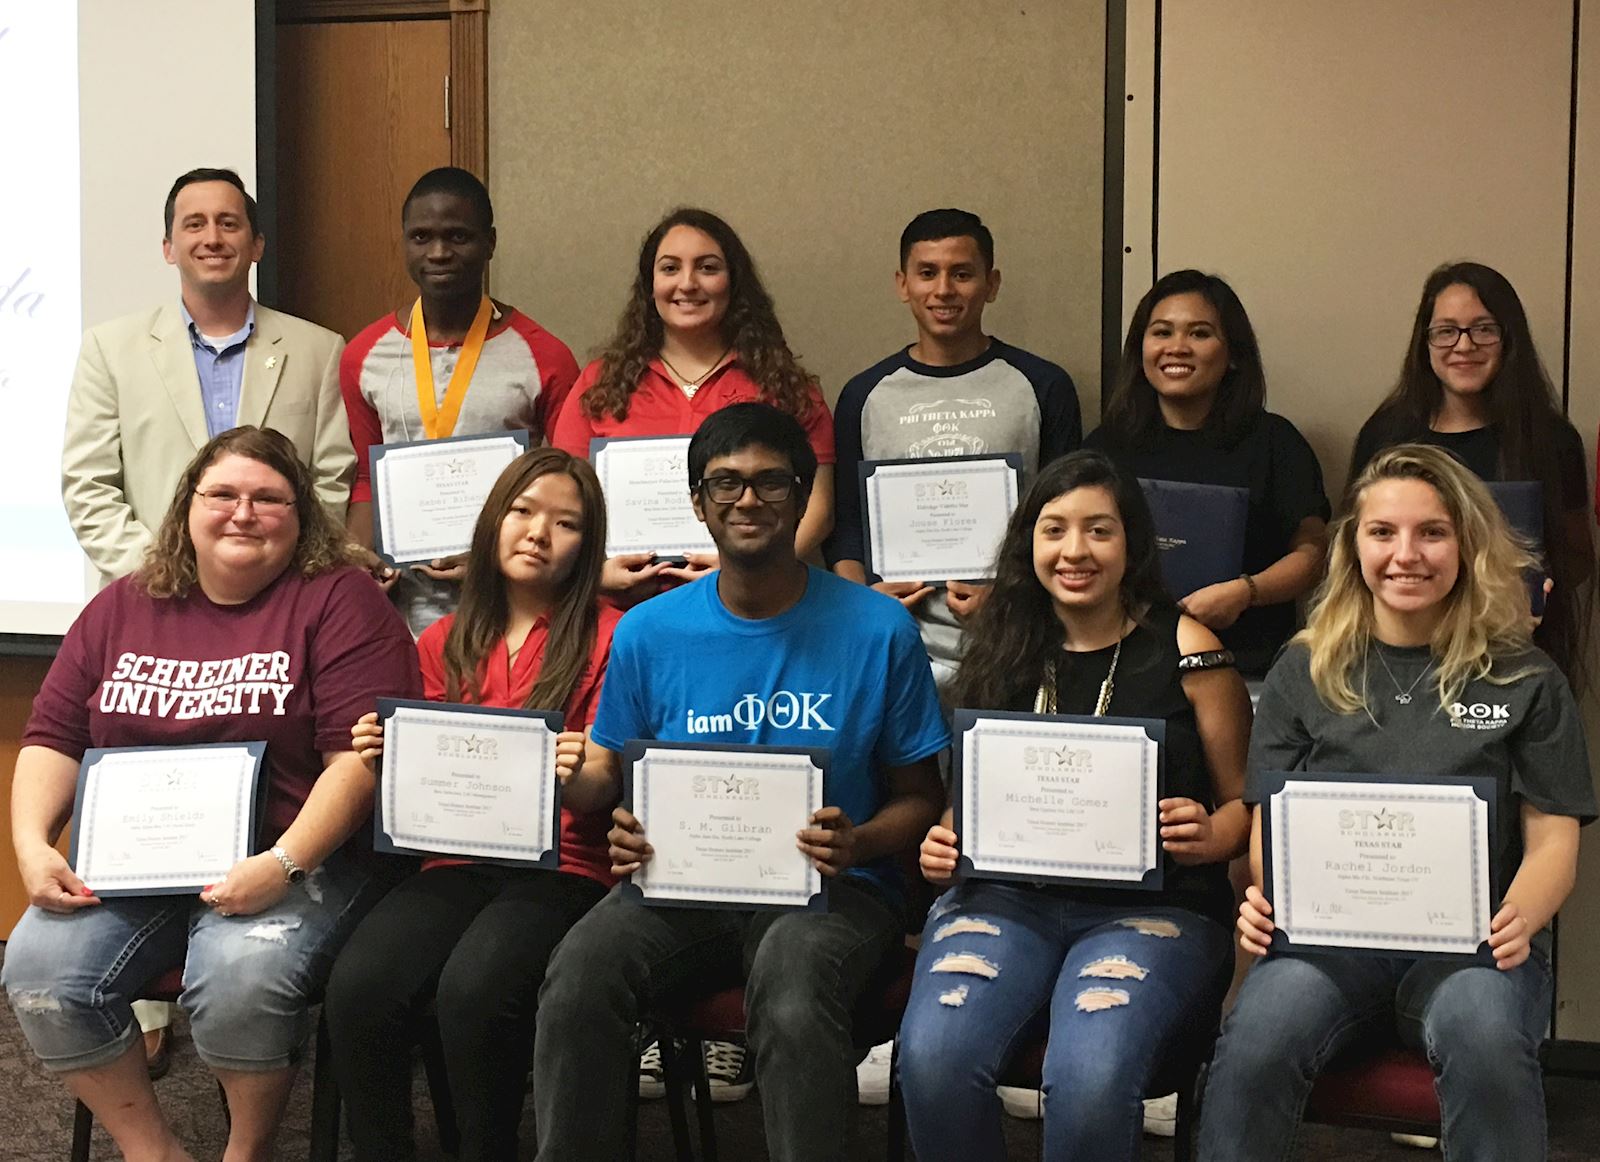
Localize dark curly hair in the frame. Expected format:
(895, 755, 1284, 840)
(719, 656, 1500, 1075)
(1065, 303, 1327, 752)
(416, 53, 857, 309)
(581, 207, 818, 423)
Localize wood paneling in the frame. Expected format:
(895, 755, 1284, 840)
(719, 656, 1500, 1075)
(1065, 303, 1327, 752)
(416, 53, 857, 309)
(274, 19, 453, 340)
(449, 9, 488, 177)
(0, 658, 56, 939)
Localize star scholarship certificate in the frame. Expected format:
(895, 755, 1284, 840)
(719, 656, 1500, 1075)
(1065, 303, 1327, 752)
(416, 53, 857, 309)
(621, 741, 826, 910)
(374, 699, 562, 868)
(70, 742, 266, 897)
(1260, 772, 1496, 959)
(370, 431, 531, 566)
(860, 454, 1022, 584)
(952, 710, 1165, 890)
(591, 435, 716, 562)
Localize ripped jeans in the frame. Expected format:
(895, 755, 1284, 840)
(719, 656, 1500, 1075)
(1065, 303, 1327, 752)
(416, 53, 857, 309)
(897, 882, 1230, 1161)
(2, 849, 373, 1073)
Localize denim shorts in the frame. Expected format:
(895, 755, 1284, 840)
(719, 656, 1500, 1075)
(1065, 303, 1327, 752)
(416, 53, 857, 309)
(3, 849, 373, 1073)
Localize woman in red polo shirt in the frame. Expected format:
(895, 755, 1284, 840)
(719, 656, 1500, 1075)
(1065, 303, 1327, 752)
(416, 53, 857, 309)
(552, 207, 835, 603)
(323, 447, 621, 1162)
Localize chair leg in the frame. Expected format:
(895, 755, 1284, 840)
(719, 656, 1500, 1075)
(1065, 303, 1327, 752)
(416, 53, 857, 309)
(418, 1018, 460, 1156)
(691, 1041, 718, 1162)
(885, 1040, 907, 1162)
(661, 1036, 697, 1162)
(1173, 1081, 1195, 1162)
(71, 1099, 93, 1162)
(308, 1014, 341, 1162)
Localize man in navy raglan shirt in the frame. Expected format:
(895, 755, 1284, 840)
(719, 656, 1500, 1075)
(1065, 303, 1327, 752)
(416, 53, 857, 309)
(531, 403, 948, 1162)
(827, 208, 1082, 687)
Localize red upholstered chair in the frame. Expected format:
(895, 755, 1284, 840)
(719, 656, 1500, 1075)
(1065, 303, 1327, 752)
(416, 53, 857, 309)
(1302, 1042, 1441, 1137)
(646, 943, 919, 1162)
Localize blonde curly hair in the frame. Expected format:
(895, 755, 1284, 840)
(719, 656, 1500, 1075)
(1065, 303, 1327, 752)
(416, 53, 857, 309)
(1301, 443, 1538, 714)
(139, 426, 361, 599)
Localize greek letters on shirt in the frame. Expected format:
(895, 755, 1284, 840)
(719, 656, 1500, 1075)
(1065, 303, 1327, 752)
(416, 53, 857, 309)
(99, 651, 295, 719)
(684, 690, 835, 735)
(895, 396, 998, 457)
(1448, 700, 1513, 732)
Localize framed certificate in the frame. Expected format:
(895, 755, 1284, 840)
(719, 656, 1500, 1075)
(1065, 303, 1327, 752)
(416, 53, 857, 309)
(70, 742, 266, 897)
(370, 431, 531, 566)
(860, 454, 1022, 585)
(952, 710, 1165, 889)
(1139, 478, 1250, 600)
(1259, 771, 1497, 959)
(374, 698, 563, 868)
(620, 740, 826, 910)
(591, 435, 716, 561)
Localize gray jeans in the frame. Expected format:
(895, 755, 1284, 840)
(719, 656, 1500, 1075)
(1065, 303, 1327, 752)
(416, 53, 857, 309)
(532, 876, 900, 1162)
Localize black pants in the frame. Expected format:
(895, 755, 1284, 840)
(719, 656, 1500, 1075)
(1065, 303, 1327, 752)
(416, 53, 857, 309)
(323, 863, 607, 1162)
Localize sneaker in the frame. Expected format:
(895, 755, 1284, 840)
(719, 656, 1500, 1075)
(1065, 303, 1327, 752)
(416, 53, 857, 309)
(1143, 1092, 1177, 1137)
(702, 1040, 755, 1103)
(856, 1040, 893, 1106)
(998, 1085, 1043, 1119)
(1390, 1133, 1439, 1149)
(638, 1039, 665, 1100)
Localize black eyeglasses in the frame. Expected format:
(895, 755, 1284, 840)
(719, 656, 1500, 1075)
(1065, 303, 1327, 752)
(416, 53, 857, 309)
(696, 471, 802, 504)
(1424, 322, 1503, 349)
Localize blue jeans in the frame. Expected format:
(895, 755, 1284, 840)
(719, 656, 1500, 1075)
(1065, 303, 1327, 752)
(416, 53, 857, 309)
(532, 876, 901, 1162)
(1198, 948, 1552, 1161)
(897, 882, 1231, 1161)
(2, 850, 373, 1072)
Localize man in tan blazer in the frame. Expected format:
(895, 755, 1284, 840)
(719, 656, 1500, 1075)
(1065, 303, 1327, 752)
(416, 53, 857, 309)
(62, 167, 354, 583)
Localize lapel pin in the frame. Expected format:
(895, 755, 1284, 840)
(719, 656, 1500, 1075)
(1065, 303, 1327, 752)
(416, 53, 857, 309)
(264, 356, 278, 369)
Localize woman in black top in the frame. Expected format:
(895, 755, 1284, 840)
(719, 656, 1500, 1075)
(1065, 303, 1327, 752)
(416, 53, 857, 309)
(1350, 261, 1593, 687)
(1087, 270, 1330, 677)
(897, 450, 1252, 1160)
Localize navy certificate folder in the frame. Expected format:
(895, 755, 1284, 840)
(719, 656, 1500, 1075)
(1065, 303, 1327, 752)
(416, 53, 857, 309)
(1138, 478, 1249, 601)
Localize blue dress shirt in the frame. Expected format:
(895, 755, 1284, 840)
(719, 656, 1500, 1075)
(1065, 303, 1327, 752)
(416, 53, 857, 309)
(180, 301, 256, 438)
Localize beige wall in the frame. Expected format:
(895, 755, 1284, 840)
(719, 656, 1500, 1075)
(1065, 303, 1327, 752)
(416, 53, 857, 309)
(1562, 16, 1600, 1043)
(1144, 1, 1599, 1038)
(487, 1, 1106, 407)
(1151, 1, 1572, 499)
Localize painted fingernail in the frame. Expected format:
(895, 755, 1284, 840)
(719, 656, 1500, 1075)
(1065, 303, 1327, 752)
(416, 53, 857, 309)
(80, 886, 94, 896)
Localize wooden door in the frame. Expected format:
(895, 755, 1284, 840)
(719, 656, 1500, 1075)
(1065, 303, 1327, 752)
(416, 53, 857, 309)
(0, 657, 59, 938)
(274, 19, 452, 340)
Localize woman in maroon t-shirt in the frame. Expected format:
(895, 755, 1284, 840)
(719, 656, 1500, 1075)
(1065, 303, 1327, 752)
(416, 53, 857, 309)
(3, 427, 420, 1162)
(325, 447, 620, 1162)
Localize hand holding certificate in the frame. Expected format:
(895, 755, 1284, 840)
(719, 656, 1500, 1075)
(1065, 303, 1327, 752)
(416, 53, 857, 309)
(861, 454, 1022, 584)
(592, 435, 716, 560)
(374, 699, 563, 867)
(70, 742, 265, 896)
(621, 741, 825, 909)
(1259, 772, 1496, 958)
(952, 710, 1165, 889)
(371, 431, 532, 566)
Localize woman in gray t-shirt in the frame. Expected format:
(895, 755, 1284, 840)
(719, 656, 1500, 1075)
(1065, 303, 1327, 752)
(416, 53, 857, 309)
(1197, 444, 1595, 1162)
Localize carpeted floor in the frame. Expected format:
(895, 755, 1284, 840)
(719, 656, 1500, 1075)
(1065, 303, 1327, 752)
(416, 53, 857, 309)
(2, 973, 1597, 1160)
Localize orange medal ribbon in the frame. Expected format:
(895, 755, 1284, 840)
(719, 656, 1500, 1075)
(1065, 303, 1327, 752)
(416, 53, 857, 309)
(410, 296, 492, 440)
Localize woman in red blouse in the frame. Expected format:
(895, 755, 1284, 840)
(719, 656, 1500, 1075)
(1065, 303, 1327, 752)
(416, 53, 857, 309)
(323, 446, 621, 1162)
(552, 207, 835, 603)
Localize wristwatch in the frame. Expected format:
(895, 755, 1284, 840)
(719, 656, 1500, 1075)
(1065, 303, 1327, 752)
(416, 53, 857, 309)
(269, 845, 307, 885)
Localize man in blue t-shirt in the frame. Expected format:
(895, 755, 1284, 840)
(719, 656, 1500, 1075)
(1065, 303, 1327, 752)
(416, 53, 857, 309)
(532, 403, 949, 1162)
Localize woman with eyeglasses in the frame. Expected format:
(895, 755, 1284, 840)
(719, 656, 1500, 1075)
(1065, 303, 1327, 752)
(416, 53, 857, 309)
(1198, 444, 1594, 1161)
(1351, 261, 1594, 686)
(1086, 270, 1331, 678)
(2, 426, 420, 1162)
(551, 207, 835, 608)
(897, 450, 1251, 1159)
(325, 447, 620, 1162)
